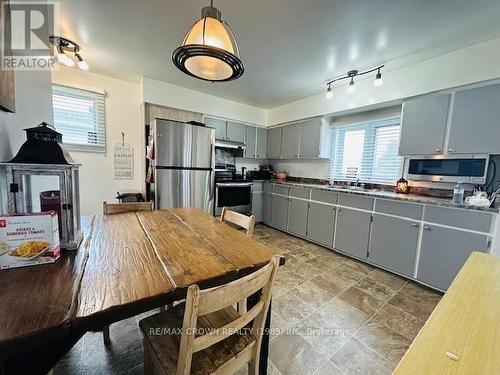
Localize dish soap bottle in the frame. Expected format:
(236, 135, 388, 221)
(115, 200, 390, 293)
(452, 182, 464, 204)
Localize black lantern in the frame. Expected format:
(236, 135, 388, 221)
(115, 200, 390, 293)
(1, 122, 82, 249)
(395, 177, 409, 194)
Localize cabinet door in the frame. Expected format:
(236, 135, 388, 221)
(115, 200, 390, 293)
(399, 94, 449, 155)
(281, 124, 301, 159)
(226, 121, 246, 143)
(267, 128, 282, 159)
(245, 126, 257, 158)
(306, 202, 335, 247)
(288, 198, 308, 237)
(263, 192, 272, 225)
(271, 195, 289, 231)
(256, 128, 267, 158)
(369, 214, 419, 277)
(204, 117, 226, 140)
(417, 225, 489, 290)
(299, 118, 322, 158)
(335, 208, 371, 259)
(448, 84, 500, 154)
(252, 192, 263, 222)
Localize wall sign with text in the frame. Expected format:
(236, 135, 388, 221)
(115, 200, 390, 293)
(113, 143, 134, 180)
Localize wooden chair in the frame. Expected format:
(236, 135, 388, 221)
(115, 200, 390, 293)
(220, 207, 256, 237)
(101, 201, 153, 345)
(139, 256, 280, 375)
(103, 201, 153, 214)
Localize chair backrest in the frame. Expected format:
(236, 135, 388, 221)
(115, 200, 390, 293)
(176, 256, 280, 375)
(220, 207, 256, 236)
(103, 201, 153, 215)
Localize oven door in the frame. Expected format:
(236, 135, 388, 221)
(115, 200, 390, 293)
(215, 183, 252, 215)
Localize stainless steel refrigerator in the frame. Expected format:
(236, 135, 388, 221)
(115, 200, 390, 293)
(152, 119, 215, 213)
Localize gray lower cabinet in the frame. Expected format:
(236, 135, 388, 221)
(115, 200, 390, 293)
(263, 192, 272, 225)
(271, 195, 289, 231)
(306, 202, 335, 247)
(399, 94, 450, 155)
(281, 123, 301, 159)
(369, 214, 419, 277)
(226, 121, 246, 143)
(252, 192, 263, 222)
(335, 208, 371, 259)
(417, 225, 489, 290)
(204, 117, 226, 140)
(256, 128, 267, 158)
(288, 198, 308, 237)
(267, 128, 282, 159)
(245, 126, 256, 158)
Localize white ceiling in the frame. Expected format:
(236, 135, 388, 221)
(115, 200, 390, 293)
(58, 0, 500, 109)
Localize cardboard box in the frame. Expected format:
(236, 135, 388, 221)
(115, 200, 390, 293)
(0, 212, 61, 270)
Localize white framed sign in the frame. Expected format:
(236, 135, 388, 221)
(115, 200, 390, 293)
(113, 143, 134, 180)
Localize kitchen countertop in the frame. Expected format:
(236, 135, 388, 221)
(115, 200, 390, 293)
(263, 180, 498, 213)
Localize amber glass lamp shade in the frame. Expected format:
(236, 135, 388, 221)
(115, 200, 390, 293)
(395, 177, 409, 194)
(172, 4, 244, 82)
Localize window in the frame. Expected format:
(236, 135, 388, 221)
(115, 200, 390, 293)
(329, 117, 403, 184)
(52, 84, 106, 152)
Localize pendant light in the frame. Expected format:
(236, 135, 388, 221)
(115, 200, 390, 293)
(172, 0, 244, 82)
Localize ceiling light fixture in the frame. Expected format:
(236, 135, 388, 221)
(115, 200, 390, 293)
(325, 64, 384, 99)
(49, 36, 89, 71)
(172, 0, 244, 82)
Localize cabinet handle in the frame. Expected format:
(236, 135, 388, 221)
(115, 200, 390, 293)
(423, 225, 431, 231)
(434, 149, 441, 153)
(332, 206, 336, 211)
(448, 148, 454, 152)
(411, 223, 419, 228)
(337, 208, 342, 212)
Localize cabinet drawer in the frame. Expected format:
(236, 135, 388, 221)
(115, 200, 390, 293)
(290, 186, 310, 199)
(375, 199, 423, 220)
(338, 194, 374, 211)
(252, 182, 263, 193)
(424, 205, 493, 232)
(273, 184, 290, 196)
(263, 182, 273, 193)
(311, 189, 338, 204)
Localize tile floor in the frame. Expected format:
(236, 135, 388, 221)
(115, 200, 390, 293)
(53, 224, 442, 375)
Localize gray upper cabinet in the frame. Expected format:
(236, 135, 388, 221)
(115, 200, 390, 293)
(369, 214, 419, 277)
(263, 192, 272, 225)
(271, 195, 289, 231)
(204, 117, 226, 140)
(417, 224, 489, 290)
(288, 198, 308, 237)
(307, 202, 336, 247)
(399, 94, 450, 155)
(245, 126, 257, 158)
(256, 128, 267, 158)
(226, 121, 246, 143)
(335, 208, 371, 259)
(448, 84, 500, 154)
(299, 118, 323, 158)
(281, 123, 301, 159)
(267, 128, 282, 159)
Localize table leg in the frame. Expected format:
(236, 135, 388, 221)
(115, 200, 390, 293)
(248, 292, 272, 375)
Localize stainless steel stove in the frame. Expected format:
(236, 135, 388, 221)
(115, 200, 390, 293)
(214, 164, 252, 216)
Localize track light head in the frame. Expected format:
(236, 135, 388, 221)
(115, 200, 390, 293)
(374, 69, 383, 87)
(347, 77, 356, 94)
(75, 53, 89, 70)
(326, 84, 333, 99)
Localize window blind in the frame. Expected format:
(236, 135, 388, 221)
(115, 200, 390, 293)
(52, 84, 106, 152)
(328, 117, 403, 184)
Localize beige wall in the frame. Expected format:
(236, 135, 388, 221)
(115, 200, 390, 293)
(52, 67, 143, 215)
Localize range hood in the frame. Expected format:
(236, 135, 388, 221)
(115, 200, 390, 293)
(215, 139, 246, 150)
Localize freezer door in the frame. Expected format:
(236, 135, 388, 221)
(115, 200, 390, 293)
(155, 169, 214, 213)
(155, 120, 214, 168)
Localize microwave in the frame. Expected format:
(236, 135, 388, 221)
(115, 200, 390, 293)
(407, 155, 489, 183)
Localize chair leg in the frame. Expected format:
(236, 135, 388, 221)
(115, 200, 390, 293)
(248, 359, 258, 375)
(237, 299, 247, 314)
(102, 325, 111, 346)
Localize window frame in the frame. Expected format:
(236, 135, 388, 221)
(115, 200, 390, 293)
(51, 84, 107, 153)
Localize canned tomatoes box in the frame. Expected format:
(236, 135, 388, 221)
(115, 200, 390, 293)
(0, 212, 61, 270)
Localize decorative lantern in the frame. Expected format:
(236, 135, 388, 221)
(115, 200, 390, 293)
(1, 123, 82, 249)
(395, 177, 409, 194)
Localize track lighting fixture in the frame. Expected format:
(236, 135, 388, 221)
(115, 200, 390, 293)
(325, 64, 384, 98)
(49, 36, 90, 71)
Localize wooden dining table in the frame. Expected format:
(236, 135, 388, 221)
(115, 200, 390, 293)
(0, 207, 280, 375)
